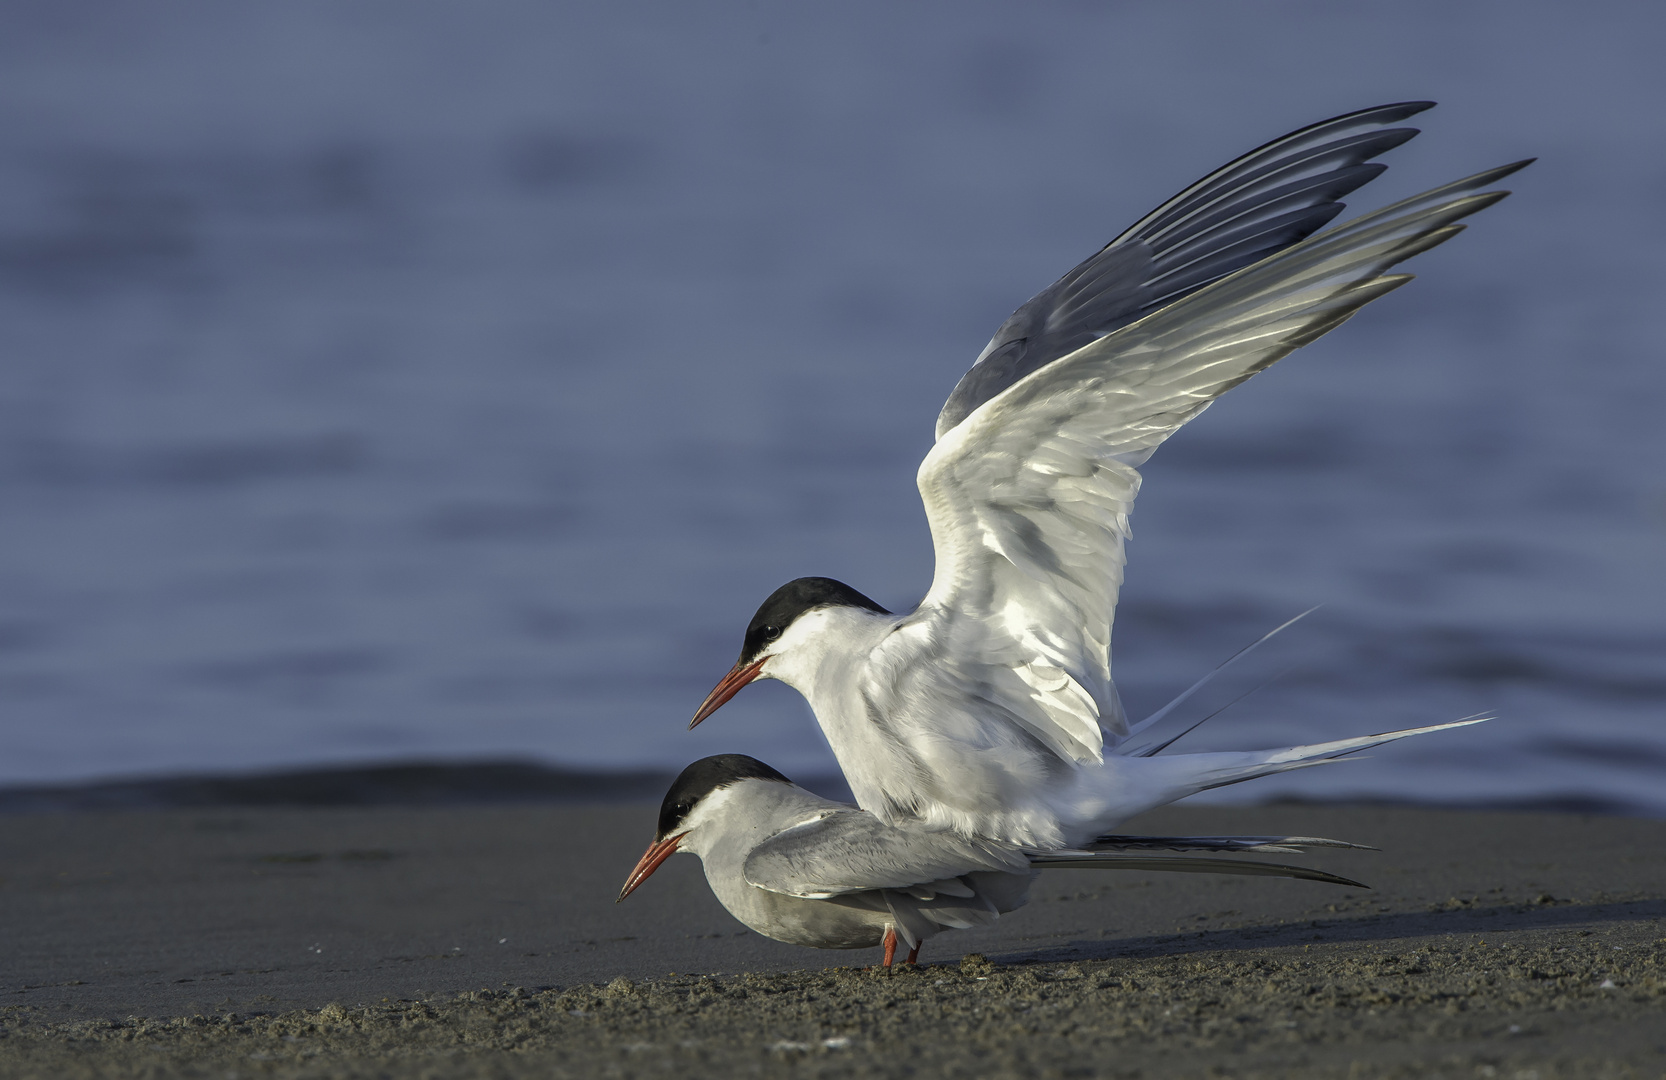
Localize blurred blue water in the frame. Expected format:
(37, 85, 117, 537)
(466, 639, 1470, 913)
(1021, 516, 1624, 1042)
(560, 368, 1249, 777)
(0, 2, 1663, 812)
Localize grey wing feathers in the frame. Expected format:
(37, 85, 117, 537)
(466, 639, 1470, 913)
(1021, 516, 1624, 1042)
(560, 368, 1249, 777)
(743, 810, 1031, 899)
(1029, 852, 1367, 889)
(1086, 834, 1376, 854)
(934, 101, 1434, 438)
(988, 158, 1533, 466)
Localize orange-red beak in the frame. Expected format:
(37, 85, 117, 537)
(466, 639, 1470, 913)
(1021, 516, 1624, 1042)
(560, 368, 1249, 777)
(688, 658, 766, 730)
(616, 832, 685, 902)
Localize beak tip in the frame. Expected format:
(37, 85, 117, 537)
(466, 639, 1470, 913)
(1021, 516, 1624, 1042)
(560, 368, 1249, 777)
(617, 833, 684, 905)
(689, 659, 765, 731)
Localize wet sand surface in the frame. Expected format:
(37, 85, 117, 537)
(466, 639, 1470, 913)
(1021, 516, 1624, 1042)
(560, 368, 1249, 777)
(2, 803, 1663, 1077)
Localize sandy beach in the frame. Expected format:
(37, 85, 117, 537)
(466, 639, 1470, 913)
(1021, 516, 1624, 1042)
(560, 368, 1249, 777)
(2, 801, 1662, 1078)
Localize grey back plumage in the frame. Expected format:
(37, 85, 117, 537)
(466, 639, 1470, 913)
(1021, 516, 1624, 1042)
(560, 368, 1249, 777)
(741, 803, 1031, 899)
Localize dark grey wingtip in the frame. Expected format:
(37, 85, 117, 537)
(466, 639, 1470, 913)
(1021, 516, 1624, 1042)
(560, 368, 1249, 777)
(1491, 157, 1537, 183)
(1373, 100, 1436, 120)
(1028, 852, 1371, 889)
(935, 101, 1446, 441)
(1216, 101, 1438, 171)
(1085, 834, 1379, 854)
(1454, 158, 1536, 194)
(1302, 871, 1369, 889)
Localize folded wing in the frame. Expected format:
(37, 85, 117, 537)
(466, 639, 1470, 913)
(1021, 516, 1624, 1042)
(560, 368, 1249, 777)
(743, 809, 1374, 899)
(743, 809, 1030, 899)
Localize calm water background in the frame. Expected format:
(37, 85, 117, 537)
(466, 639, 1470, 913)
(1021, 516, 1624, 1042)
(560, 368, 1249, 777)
(1, 2, 1663, 811)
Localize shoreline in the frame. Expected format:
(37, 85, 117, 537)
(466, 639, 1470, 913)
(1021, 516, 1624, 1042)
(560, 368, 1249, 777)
(0, 760, 1652, 819)
(2, 802, 1662, 1076)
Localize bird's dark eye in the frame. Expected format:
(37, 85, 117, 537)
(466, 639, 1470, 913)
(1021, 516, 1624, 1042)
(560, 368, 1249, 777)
(761, 625, 781, 641)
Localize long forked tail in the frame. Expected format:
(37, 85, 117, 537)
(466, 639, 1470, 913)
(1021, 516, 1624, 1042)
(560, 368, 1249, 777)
(1178, 714, 1491, 793)
(1049, 720, 1486, 883)
(1083, 715, 1491, 833)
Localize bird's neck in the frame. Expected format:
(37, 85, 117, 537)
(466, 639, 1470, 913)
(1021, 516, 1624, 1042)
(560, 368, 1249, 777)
(766, 608, 934, 821)
(766, 607, 902, 703)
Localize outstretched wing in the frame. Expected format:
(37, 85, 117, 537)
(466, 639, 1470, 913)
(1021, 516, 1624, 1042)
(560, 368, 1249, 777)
(896, 160, 1529, 772)
(743, 809, 1029, 899)
(934, 101, 1433, 438)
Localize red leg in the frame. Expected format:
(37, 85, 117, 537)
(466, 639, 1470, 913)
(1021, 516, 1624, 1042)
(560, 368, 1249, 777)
(905, 943, 920, 965)
(881, 927, 897, 970)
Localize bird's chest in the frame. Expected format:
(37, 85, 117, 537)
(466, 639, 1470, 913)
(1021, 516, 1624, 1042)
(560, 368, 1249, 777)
(700, 853, 884, 950)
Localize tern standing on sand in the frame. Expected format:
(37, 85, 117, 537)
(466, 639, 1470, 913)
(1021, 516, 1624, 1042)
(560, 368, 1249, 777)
(618, 756, 1369, 967)
(689, 103, 1527, 849)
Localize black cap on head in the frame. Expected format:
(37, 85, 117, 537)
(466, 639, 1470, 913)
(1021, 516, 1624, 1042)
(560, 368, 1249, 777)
(738, 577, 890, 664)
(657, 754, 792, 839)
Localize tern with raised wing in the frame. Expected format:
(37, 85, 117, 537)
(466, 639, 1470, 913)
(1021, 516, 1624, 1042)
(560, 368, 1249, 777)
(618, 755, 1370, 968)
(688, 103, 1525, 848)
